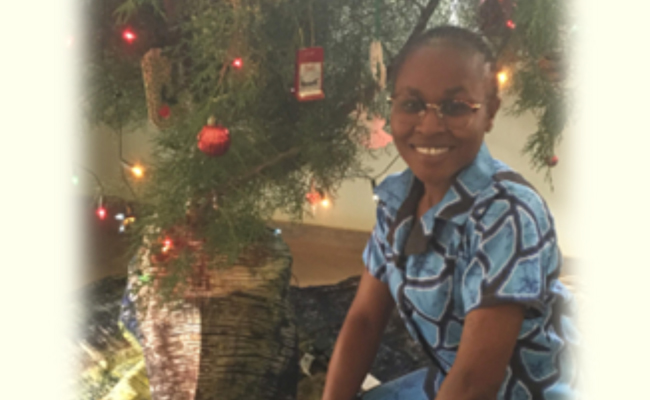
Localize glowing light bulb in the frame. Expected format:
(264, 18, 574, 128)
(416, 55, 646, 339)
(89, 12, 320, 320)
(122, 29, 137, 44)
(115, 213, 125, 221)
(131, 165, 144, 178)
(232, 58, 243, 69)
(97, 207, 107, 220)
(373, 194, 379, 202)
(162, 238, 173, 253)
(506, 20, 516, 29)
(321, 198, 330, 208)
(497, 71, 508, 85)
(274, 228, 282, 235)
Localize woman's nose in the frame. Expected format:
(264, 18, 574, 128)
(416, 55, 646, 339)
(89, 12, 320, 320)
(416, 107, 446, 134)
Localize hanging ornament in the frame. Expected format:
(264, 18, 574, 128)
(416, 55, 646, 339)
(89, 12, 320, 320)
(305, 178, 325, 205)
(363, 115, 392, 149)
(369, 40, 386, 91)
(538, 53, 567, 83)
(547, 155, 559, 167)
(305, 189, 324, 205)
(478, 0, 514, 36)
(141, 48, 173, 129)
(352, 108, 393, 149)
(197, 117, 231, 157)
(294, 47, 325, 102)
(158, 104, 171, 119)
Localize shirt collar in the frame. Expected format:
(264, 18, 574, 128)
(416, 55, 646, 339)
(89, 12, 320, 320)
(375, 142, 497, 233)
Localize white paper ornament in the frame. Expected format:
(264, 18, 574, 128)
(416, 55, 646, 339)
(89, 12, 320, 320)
(369, 40, 386, 90)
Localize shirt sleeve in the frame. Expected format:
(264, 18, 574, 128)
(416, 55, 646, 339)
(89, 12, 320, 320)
(362, 202, 391, 283)
(461, 186, 559, 318)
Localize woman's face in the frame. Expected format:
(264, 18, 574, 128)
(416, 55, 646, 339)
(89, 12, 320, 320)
(390, 42, 500, 188)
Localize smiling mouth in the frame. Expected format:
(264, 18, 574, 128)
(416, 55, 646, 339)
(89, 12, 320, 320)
(411, 145, 451, 156)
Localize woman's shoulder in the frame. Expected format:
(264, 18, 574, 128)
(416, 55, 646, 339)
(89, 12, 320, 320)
(472, 160, 554, 233)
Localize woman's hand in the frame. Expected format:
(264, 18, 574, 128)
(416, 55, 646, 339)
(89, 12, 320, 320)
(435, 304, 524, 400)
(321, 270, 395, 400)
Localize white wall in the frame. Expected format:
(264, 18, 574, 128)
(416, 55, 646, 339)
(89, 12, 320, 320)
(75, 122, 156, 199)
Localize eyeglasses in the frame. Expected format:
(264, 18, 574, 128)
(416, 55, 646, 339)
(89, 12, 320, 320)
(388, 95, 482, 130)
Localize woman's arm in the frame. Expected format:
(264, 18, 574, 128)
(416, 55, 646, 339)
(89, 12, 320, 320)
(321, 270, 395, 400)
(435, 304, 524, 400)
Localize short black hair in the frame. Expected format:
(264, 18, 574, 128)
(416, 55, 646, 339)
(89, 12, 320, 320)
(388, 25, 498, 97)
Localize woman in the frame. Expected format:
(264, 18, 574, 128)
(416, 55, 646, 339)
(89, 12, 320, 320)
(322, 26, 578, 400)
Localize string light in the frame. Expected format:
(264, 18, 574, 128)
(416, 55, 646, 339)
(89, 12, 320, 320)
(506, 20, 516, 29)
(115, 213, 135, 233)
(96, 196, 107, 220)
(162, 238, 173, 253)
(122, 29, 137, 44)
(497, 70, 509, 86)
(232, 58, 243, 69)
(321, 198, 330, 208)
(72, 176, 79, 186)
(121, 160, 145, 179)
(131, 164, 144, 178)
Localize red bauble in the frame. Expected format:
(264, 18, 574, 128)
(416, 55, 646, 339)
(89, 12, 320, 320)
(158, 104, 171, 119)
(547, 155, 559, 167)
(197, 117, 230, 157)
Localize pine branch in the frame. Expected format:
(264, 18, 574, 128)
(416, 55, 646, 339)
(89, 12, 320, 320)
(401, 0, 442, 49)
(216, 146, 302, 194)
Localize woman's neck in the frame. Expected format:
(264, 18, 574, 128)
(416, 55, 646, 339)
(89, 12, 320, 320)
(417, 180, 452, 219)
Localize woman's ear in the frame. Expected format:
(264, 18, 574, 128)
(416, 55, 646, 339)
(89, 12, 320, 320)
(484, 95, 501, 133)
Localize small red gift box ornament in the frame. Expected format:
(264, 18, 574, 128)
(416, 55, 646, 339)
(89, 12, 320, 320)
(294, 47, 325, 102)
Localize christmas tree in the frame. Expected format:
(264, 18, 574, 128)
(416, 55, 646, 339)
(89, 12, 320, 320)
(83, 0, 571, 293)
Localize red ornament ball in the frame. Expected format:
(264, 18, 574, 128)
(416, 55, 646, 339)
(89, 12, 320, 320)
(158, 104, 171, 119)
(547, 155, 559, 167)
(197, 117, 230, 157)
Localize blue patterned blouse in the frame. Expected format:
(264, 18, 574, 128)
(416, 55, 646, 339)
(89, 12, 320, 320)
(363, 143, 579, 399)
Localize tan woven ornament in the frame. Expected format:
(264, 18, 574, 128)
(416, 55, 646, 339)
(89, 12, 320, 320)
(141, 48, 173, 129)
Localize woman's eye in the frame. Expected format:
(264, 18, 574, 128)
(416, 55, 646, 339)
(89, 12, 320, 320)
(398, 99, 423, 113)
(440, 100, 473, 117)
